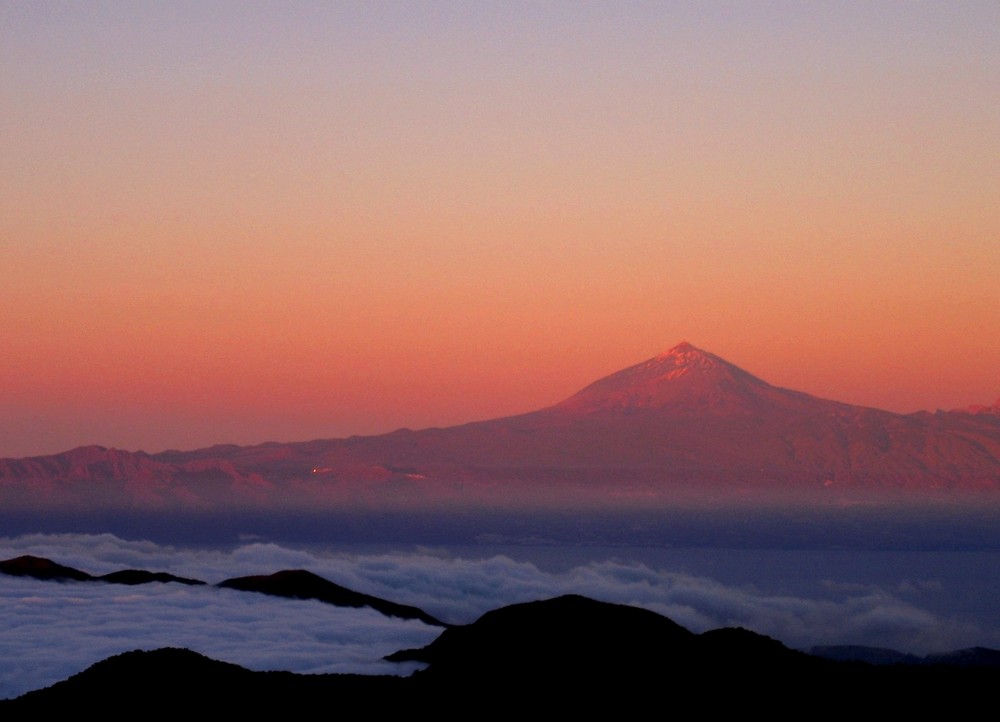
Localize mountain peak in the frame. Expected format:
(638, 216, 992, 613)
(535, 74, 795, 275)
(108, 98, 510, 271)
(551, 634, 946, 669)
(552, 344, 812, 416)
(663, 340, 697, 354)
(654, 342, 720, 369)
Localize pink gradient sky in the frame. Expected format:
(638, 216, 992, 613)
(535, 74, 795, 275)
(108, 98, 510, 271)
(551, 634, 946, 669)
(2, 3, 998, 458)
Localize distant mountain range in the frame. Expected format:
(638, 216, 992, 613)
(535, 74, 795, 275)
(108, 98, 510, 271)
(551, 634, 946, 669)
(2, 342, 999, 510)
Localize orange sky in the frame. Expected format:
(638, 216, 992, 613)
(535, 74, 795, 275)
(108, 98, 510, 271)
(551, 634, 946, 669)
(2, 3, 998, 457)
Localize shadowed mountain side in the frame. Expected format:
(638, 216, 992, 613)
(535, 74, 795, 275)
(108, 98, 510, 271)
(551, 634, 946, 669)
(3, 343, 1000, 509)
(5, 595, 999, 714)
(217, 569, 447, 627)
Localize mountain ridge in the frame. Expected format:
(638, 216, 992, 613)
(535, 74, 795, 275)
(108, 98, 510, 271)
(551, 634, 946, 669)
(0, 555, 442, 625)
(2, 343, 999, 508)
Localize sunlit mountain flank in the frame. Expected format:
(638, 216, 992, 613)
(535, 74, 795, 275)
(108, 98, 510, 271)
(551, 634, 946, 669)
(2, 343, 998, 513)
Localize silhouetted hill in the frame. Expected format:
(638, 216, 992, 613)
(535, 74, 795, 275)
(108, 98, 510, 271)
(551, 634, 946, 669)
(97, 569, 205, 586)
(218, 569, 446, 626)
(391, 593, 833, 705)
(389, 594, 695, 680)
(1, 555, 443, 626)
(0, 555, 93, 581)
(5, 594, 998, 714)
(0, 555, 201, 586)
(2, 648, 407, 713)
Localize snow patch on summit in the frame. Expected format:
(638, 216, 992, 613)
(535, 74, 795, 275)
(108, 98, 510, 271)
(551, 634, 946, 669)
(652, 342, 722, 371)
(550, 342, 786, 415)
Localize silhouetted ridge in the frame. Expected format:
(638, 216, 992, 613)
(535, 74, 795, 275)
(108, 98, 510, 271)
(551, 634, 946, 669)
(0, 555, 93, 581)
(389, 593, 827, 690)
(0, 555, 206, 586)
(812, 644, 1000, 668)
(811, 645, 922, 666)
(389, 594, 694, 679)
(0, 556, 444, 626)
(925, 647, 1000, 668)
(3, 648, 404, 713)
(5, 594, 1000, 713)
(97, 569, 205, 586)
(218, 569, 446, 626)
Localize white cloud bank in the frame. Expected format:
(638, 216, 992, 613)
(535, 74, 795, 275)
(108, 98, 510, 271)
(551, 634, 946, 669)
(1, 533, 996, 699)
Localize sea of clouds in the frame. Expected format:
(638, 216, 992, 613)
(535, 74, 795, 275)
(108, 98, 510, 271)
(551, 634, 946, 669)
(1, 533, 996, 699)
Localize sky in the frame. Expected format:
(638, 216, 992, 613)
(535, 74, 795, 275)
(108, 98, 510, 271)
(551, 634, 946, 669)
(3, 532, 998, 699)
(2, 2, 998, 458)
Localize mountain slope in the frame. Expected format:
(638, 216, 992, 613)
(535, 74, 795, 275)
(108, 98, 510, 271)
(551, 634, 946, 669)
(550, 341, 830, 416)
(2, 343, 999, 508)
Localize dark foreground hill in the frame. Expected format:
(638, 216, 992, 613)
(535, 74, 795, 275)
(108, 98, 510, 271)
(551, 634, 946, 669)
(4, 595, 997, 715)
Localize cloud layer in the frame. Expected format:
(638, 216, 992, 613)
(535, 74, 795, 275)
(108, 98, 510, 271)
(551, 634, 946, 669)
(1, 533, 996, 699)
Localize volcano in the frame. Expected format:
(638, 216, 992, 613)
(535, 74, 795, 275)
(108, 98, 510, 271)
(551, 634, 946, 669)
(551, 341, 826, 416)
(2, 343, 999, 510)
